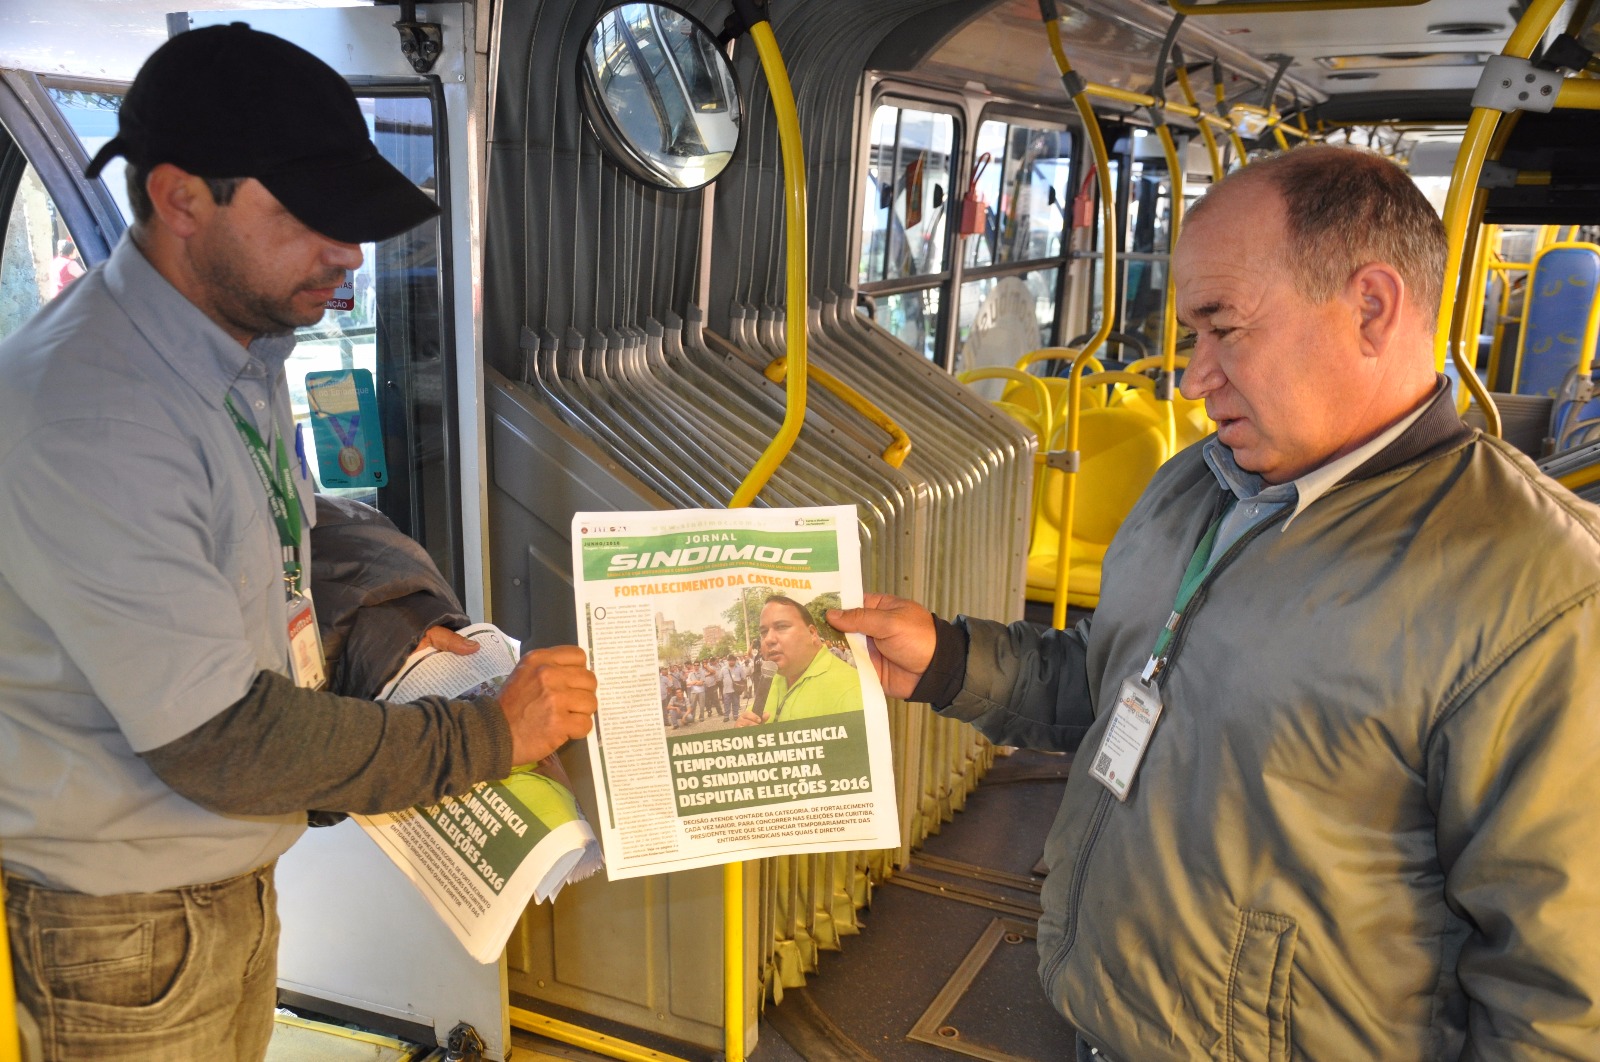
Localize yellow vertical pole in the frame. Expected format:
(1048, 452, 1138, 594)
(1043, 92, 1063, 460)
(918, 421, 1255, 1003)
(1042, 4, 1119, 630)
(722, 15, 811, 1062)
(0, 869, 18, 1062)
(1434, 0, 1568, 438)
(1154, 122, 1185, 455)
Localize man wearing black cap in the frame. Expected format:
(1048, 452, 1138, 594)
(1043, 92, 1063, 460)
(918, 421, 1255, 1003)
(0, 25, 596, 1062)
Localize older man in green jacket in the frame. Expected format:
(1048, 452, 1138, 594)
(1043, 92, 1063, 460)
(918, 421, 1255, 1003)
(834, 146, 1600, 1060)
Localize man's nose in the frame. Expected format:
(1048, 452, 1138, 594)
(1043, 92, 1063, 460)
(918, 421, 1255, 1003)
(323, 238, 363, 271)
(1179, 340, 1222, 401)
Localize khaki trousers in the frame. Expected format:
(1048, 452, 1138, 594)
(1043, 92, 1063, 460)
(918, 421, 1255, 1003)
(5, 863, 279, 1062)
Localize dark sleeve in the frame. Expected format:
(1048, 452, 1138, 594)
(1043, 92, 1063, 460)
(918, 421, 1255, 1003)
(908, 613, 970, 708)
(139, 669, 514, 816)
(932, 614, 1096, 753)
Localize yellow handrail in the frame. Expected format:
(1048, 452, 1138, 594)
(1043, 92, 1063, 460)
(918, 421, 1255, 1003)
(1435, 0, 1569, 437)
(1044, 16, 1117, 381)
(728, 19, 810, 511)
(1176, 64, 1225, 180)
(767, 358, 912, 467)
(1016, 347, 1106, 373)
(957, 366, 1056, 443)
(510, 1008, 693, 1062)
(1213, 65, 1251, 164)
(721, 16, 813, 1059)
(1557, 461, 1600, 492)
(1152, 122, 1186, 453)
(1, 868, 17, 1062)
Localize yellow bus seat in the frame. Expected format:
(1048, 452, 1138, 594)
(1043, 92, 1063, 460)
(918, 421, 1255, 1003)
(1117, 386, 1214, 450)
(1026, 405, 1170, 610)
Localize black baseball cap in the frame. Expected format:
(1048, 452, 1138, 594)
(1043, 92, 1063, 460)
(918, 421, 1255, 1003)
(86, 23, 440, 244)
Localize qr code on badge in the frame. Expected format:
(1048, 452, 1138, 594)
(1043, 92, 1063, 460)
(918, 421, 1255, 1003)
(1094, 752, 1112, 776)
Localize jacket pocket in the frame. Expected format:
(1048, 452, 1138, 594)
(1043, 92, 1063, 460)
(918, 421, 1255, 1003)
(1224, 910, 1296, 1062)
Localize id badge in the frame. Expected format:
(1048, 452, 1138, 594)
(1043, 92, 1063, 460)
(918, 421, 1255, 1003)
(1088, 674, 1164, 801)
(286, 591, 327, 690)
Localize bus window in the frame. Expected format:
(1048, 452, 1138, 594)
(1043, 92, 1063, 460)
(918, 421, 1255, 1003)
(0, 162, 77, 341)
(955, 116, 1072, 378)
(48, 87, 130, 225)
(859, 102, 957, 361)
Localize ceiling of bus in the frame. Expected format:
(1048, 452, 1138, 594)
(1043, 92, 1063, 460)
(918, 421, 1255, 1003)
(880, 0, 1520, 125)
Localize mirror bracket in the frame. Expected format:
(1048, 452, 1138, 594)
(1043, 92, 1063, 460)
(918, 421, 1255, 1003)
(719, 0, 770, 46)
(393, 2, 444, 74)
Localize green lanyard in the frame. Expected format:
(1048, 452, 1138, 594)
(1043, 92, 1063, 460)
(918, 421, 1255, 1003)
(224, 396, 304, 594)
(1142, 503, 1232, 683)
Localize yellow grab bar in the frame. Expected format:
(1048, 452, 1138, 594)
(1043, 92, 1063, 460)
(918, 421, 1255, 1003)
(1016, 347, 1106, 374)
(958, 366, 1055, 442)
(729, 18, 810, 510)
(1435, 0, 1569, 438)
(1213, 65, 1251, 164)
(1046, 348, 1116, 629)
(767, 357, 912, 467)
(1044, 9, 1118, 374)
(510, 1008, 693, 1062)
(1557, 78, 1600, 109)
(723, 13, 812, 1062)
(1557, 462, 1600, 492)
(0, 869, 17, 1062)
(1176, 63, 1225, 180)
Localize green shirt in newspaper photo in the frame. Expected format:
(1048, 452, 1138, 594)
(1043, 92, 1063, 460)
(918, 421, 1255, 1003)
(738, 595, 863, 726)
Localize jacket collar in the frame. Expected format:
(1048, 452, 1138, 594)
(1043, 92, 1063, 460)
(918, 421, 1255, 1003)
(1345, 375, 1474, 483)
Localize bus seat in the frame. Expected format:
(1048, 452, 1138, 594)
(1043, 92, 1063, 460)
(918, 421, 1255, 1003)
(1117, 387, 1214, 450)
(1553, 369, 1600, 452)
(1026, 405, 1169, 609)
(1513, 243, 1600, 399)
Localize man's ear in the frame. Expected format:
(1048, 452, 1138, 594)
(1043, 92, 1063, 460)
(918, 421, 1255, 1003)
(142, 163, 213, 239)
(1348, 261, 1404, 357)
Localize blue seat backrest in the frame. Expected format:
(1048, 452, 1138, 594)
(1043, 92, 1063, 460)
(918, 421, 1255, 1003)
(1517, 245, 1600, 398)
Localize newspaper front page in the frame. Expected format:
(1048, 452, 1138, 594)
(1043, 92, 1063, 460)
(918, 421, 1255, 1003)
(572, 505, 899, 879)
(351, 624, 603, 962)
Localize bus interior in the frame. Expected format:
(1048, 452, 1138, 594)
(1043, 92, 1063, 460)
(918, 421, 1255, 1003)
(3, 0, 1599, 1059)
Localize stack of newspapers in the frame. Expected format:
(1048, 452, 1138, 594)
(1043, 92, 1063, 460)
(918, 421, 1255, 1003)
(352, 624, 603, 963)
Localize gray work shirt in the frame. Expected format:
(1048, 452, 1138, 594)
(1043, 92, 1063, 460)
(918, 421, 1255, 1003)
(0, 234, 313, 894)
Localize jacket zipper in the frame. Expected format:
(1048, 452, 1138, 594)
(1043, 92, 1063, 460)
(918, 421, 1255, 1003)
(1047, 504, 1291, 983)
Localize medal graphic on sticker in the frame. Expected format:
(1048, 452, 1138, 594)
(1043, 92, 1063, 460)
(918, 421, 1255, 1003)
(305, 369, 387, 488)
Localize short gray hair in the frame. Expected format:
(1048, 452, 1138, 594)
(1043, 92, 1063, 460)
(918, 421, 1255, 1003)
(1189, 145, 1446, 329)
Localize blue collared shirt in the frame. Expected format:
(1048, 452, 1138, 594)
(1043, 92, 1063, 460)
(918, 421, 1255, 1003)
(1201, 401, 1432, 561)
(0, 233, 314, 893)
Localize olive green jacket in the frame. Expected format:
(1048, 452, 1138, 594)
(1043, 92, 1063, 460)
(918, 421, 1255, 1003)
(941, 390, 1600, 1060)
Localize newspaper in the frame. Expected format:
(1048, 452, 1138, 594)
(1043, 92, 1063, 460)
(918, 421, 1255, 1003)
(351, 623, 604, 963)
(571, 505, 900, 879)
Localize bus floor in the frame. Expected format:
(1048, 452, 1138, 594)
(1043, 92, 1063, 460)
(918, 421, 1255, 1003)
(749, 744, 1077, 1062)
(496, 745, 1076, 1062)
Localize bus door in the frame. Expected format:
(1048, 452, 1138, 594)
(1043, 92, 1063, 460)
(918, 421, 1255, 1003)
(176, 6, 499, 1056)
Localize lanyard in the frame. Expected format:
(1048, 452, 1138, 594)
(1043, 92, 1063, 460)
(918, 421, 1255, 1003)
(224, 396, 304, 593)
(1141, 502, 1233, 683)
